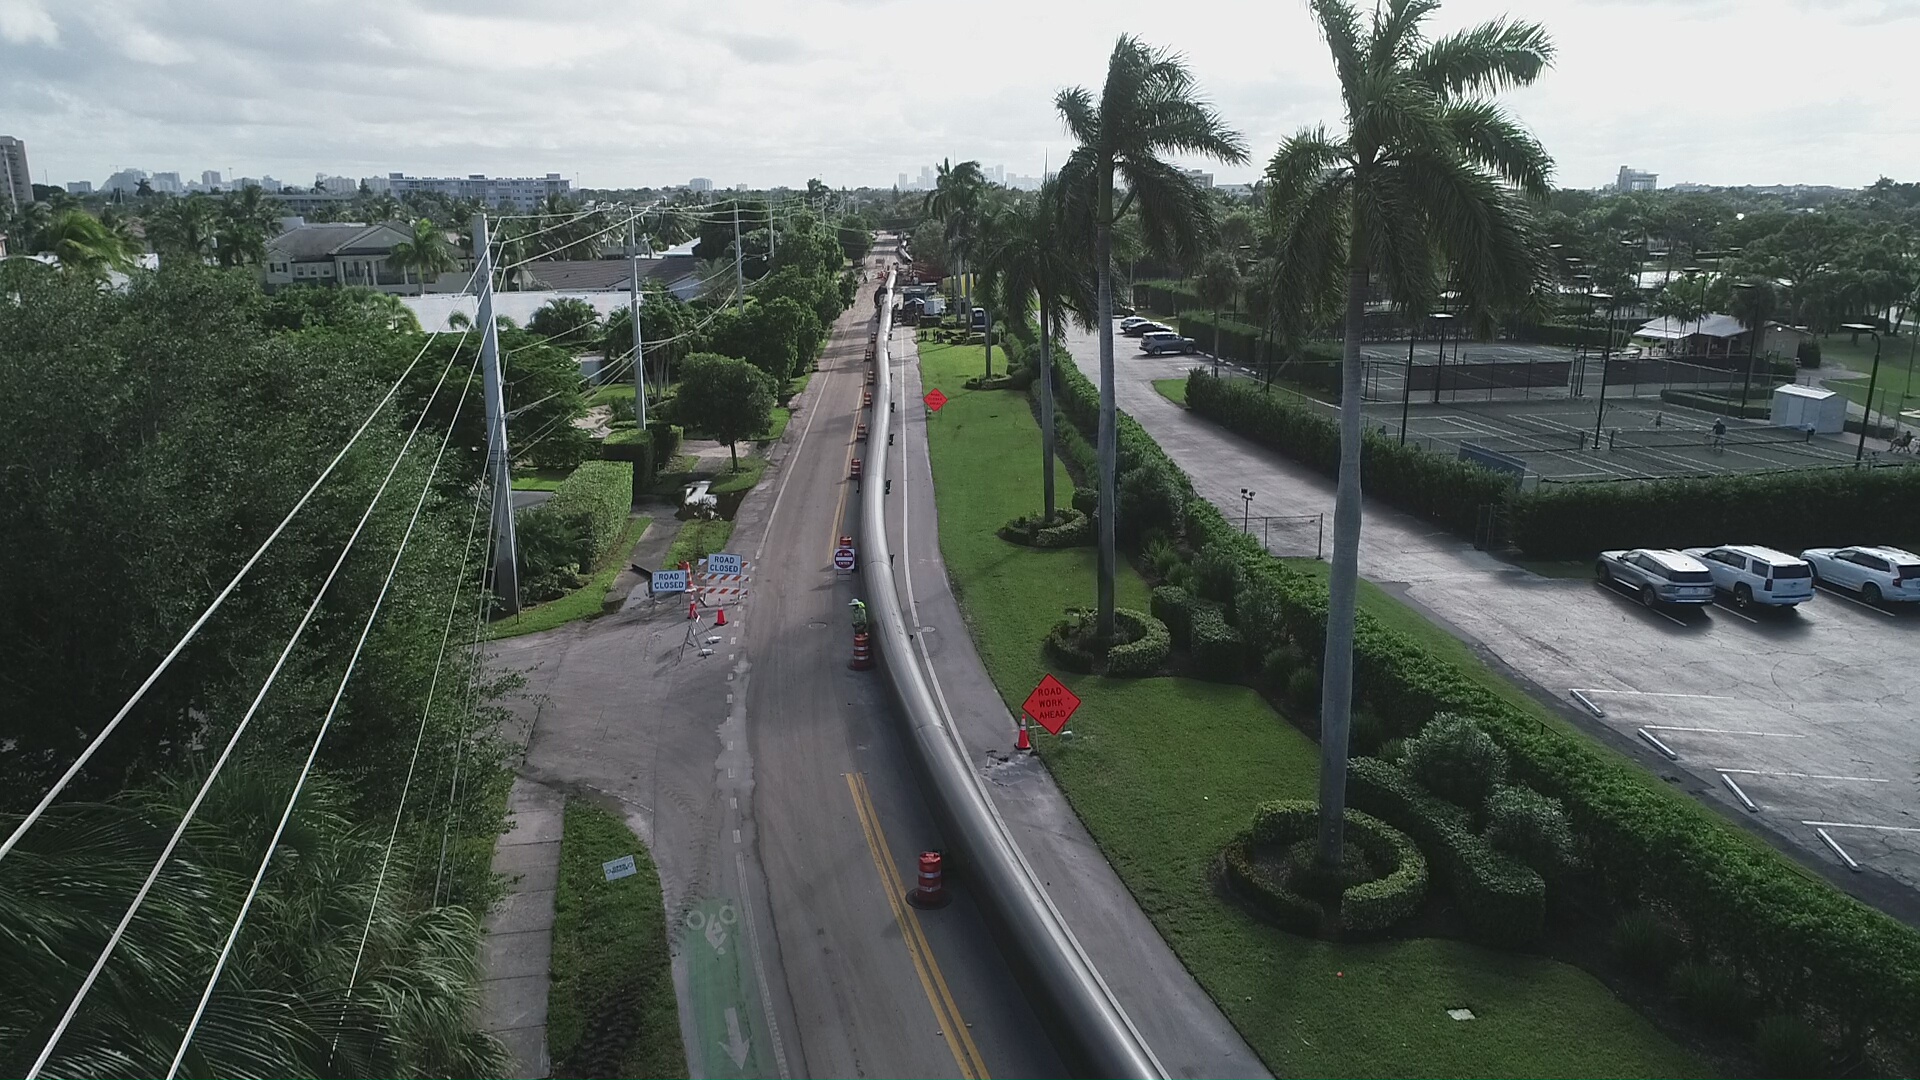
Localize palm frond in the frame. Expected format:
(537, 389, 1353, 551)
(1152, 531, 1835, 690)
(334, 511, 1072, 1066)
(1410, 17, 1555, 97)
(1440, 99, 1555, 197)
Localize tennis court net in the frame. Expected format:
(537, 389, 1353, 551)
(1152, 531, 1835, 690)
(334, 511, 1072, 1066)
(1600, 426, 1813, 451)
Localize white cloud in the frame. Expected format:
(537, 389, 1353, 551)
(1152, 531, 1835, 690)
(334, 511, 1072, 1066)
(0, 0, 58, 45)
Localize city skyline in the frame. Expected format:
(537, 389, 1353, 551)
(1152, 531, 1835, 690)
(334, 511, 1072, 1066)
(3, 0, 1919, 192)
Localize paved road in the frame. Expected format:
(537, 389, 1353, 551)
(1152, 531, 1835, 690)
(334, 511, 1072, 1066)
(1065, 324, 1920, 923)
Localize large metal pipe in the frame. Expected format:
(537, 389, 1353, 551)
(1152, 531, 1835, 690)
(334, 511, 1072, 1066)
(861, 268, 1165, 1079)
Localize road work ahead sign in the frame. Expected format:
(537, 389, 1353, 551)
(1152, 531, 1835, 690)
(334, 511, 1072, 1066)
(1021, 673, 1081, 735)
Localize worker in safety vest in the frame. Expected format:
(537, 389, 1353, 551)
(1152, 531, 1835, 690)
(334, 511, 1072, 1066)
(848, 598, 870, 633)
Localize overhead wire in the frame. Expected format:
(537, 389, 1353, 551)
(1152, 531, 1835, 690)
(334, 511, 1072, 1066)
(162, 348, 486, 1080)
(24, 326, 479, 1080)
(0, 282, 480, 868)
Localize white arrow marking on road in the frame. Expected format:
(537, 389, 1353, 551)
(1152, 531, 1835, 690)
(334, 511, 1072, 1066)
(721, 1007, 751, 1069)
(705, 916, 727, 954)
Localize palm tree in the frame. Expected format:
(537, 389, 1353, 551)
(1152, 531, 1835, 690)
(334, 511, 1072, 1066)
(976, 182, 1094, 520)
(34, 209, 136, 281)
(389, 217, 458, 293)
(1194, 250, 1243, 373)
(1056, 34, 1248, 641)
(214, 185, 283, 268)
(1264, 0, 1553, 867)
(148, 195, 219, 265)
(922, 159, 988, 320)
(1730, 279, 1778, 408)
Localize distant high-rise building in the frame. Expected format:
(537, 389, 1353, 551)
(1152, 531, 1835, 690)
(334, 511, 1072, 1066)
(202, 169, 223, 188)
(897, 172, 909, 190)
(0, 136, 30, 211)
(688, 177, 714, 192)
(379, 171, 570, 212)
(259, 175, 284, 192)
(104, 167, 149, 194)
(67, 180, 94, 196)
(1180, 168, 1214, 189)
(150, 171, 183, 194)
(1616, 166, 1657, 192)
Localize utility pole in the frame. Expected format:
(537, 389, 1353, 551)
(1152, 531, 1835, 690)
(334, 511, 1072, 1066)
(472, 213, 520, 614)
(627, 218, 648, 429)
(733, 202, 746, 311)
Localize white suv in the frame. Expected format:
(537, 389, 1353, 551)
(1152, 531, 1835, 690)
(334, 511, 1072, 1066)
(1800, 545, 1920, 604)
(1682, 545, 1815, 608)
(1596, 548, 1717, 607)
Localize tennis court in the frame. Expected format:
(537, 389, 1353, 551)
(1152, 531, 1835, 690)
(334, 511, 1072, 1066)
(1369, 396, 1913, 482)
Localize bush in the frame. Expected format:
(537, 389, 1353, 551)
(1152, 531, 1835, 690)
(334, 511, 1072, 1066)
(1043, 611, 1099, 674)
(1117, 460, 1185, 540)
(1402, 713, 1508, 810)
(999, 507, 1093, 548)
(1349, 708, 1388, 757)
(1797, 339, 1823, 367)
(649, 422, 682, 465)
(1189, 602, 1246, 681)
(1260, 643, 1304, 684)
(1668, 961, 1752, 1035)
(1753, 1014, 1829, 1079)
(600, 430, 656, 486)
(530, 461, 633, 575)
(1610, 908, 1683, 982)
(1285, 666, 1320, 712)
(1191, 542, 1244, 611)
(1185, 370, 1512, 538)
(1484, 784, 1576, 873)
(1223, 801, 1427, 936)
(1045, 607, 1170, 678)
(1071, 485, 1099, 517)
(1346, 757, 1545, 946)
(1150, 585, 1194, 648)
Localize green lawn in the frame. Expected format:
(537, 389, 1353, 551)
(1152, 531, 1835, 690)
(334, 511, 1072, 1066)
(486, 516, 650, 640)
(786, 370, 813, 401)
(1153, 377, 1189, 405)
(511, 467, 574, 492)
(761, 406, 792, 441)
(548, 800, 688, 1079)
(587, 382, 635, 408)
(708, 455, 768, 495)
(1815, 333, 1920, 420)
(665, 518, 734, 569)
(917, 340, 1707, 1079)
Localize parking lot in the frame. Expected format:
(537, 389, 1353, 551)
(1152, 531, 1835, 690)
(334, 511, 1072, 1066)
(1578, 575, 1920, 892)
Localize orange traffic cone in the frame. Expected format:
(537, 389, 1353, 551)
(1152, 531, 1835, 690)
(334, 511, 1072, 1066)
(715, 608, 728, 627)
(1016, 720, 1032, 752)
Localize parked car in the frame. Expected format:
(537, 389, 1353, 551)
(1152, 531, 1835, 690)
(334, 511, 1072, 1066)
(1681, 545, 1815, 608)
(1118, 316, 1154, 333)
(1112, 303, 1136, 317)
(1139, 331, 1196, 356)
(1799, 545, 1920, 603)
(1122, 320, 1172, 337)
(1595, 548, 1717, 607)
(970, 306, 988, 331)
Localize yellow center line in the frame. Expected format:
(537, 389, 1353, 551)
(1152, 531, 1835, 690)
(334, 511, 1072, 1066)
(843, 772, 991, 1080)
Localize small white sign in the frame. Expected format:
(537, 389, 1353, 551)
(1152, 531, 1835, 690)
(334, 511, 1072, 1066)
(833, 546, 857, 571)
(651, 569, 689, 594)
(602, 854, 637, 881)
(707, 553, 744, 576)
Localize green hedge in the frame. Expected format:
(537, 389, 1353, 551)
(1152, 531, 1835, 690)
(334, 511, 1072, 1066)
(1105, 607, 1172, 677)
(1509, 466, 1920, 559)
(1340, 808, 1431, 933)
(1510, 319, 1625, 349)
(1189, 601, 1246, 681)
(999, 507, 1094, 548)
(535, 461, 634, 572)
(1186, 371, 1513, 537)
(1224, 800, 1428, 936)
(1346, 756, 1545, 946)
(1150, 585, 1193, 649)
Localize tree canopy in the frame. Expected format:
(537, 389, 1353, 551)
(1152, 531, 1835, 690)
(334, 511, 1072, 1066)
(673, 352, 775, 468)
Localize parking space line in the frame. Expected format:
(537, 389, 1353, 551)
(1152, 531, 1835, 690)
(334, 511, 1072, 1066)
(1718, 772, 1759, 812)
(1597, 580, 1692, 624)
(1813, 583, 1899, 617)
(1571, 689, 1731, 700)
(1643, 725, 1806, 738)
(1802, 820, 1920, 834)
(1711, 599, 1761, 623)
(1717, 768, 1889, 783)
(1815, 828, 1863, 872)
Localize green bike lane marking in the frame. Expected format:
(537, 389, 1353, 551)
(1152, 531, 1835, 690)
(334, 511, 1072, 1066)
(683, 896, 774, 1079)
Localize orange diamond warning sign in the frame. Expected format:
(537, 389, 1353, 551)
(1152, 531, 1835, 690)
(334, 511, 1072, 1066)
(1021, 673, 1081, 736)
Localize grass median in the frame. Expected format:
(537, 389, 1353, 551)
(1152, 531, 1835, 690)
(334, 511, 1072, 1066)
(916, 340, 1706, 1078)
(548, 799, 687, 1079)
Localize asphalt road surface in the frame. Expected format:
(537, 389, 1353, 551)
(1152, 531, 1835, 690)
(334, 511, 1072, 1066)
(1065, 324, 1920, 925)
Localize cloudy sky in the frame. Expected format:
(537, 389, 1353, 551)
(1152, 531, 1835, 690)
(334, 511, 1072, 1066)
(3, 0, 1917, 193)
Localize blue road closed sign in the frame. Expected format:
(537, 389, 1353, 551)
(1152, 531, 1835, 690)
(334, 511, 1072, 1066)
(602, 854, 637, 881)
(707, 553, 744, 576)
(651, 569, 689, 595)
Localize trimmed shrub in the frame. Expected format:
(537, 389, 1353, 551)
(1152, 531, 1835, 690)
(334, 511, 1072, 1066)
(600, 429, 657, 485)
(1484, 784, 1576, 873)
(1285, 666, 1320, 712)
(1402, 714, 1508, 811)
(1610, 908, 1683, 982)
(1346, 757, 1545, 946)
(1261, 643, 1304, 684)
(1797, 339, 1823, 367)
(1233, 575, 1287, 658)
(1224, 800, 1427, 936)
(1753, 1014, 1829, 1079)
(648, 421, 682, 464)
(1349, 708, 1388, 757)
(1104, 608, 1172, 678)
(535, 461, 634, 573)
(1118, 460, 1185, 540)
(1668, 961, 1752, 1035)
(1000, 507, 1093, 548)
(1191, 542, 1244, 611)
(1043, 611, 1100, 673)
(1150, 585, 1194, 649)
(1185, 370, 1513, 538)
(1189, 602, 1246, 681)
(1071, 485, 1098, 517)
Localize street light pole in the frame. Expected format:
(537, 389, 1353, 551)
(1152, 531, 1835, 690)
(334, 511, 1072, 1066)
(1401, 316, 1419, 443)
(1843, 323, 1883, 463)
(1241, 488, 1256, 534)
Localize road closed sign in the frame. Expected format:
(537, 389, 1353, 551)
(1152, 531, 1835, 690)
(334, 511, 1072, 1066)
(707, 552, 744, 576)
(833, 545, 857, 571)
(1021, 673, 1081, 735)
(651, 569, 689, 595)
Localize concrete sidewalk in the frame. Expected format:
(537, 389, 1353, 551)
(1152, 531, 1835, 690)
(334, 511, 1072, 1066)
(478, 777, 565, 1080)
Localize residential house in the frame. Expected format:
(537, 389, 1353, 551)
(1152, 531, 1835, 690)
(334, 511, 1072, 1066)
(260, 221, 421, 293)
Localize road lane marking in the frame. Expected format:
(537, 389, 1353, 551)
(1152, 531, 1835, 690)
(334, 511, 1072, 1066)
(1717, 768, 1889, 783)
(844, 772, 989, 1080)
(1643, 725, 1807, 738)
(760, 328, 841, 564)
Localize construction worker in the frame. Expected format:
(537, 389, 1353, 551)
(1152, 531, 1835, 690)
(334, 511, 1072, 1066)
(848, 598, 870, 633)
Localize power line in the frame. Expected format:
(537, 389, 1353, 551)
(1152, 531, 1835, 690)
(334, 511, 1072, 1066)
(0, 296, 479, 868)
(163, 352, 484, 1080)
(24, 337, 476, 1080)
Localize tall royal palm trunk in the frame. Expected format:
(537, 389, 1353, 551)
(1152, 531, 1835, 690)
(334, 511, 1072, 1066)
(1095, 177, 1119, 641)
(1040, 306, 1058, 520)
(985, 306, 994, 378)
(1317, 260, 1370, 868)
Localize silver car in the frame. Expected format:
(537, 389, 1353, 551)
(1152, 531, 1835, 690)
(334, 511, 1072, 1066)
(1596, 548, 1717, 607)
(1139, 331, 1195, 355)
(1800, 545, 1920, 604)
(1681, 545, 1815, 608)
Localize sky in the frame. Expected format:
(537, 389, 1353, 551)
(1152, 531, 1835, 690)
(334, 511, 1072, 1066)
(3, 0, 1918, 194)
